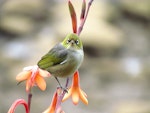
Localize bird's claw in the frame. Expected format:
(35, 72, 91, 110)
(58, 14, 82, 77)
(57, 86, 68, 93)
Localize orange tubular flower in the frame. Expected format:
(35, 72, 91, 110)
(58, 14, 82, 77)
(43, 91, 57, 113)
(16, 65, 51, 92)
(62, 71, 88, 105)
(43, 89, 65, 113)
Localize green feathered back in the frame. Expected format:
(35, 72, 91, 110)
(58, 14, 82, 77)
(37, 43, 68, 71)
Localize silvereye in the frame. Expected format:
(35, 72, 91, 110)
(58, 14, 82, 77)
(37, 33, 84, 87)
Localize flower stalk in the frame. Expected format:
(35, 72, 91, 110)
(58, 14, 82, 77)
(28, 93, 32, 111)
(8, 0, 94, 112)
(8, 99, 29, 113)
(77, 0, 94, 36)
(55, 78, 70, 112)
(50, 0, 93, 111)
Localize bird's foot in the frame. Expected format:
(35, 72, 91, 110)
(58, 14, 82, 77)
(57, 86, 68, 93)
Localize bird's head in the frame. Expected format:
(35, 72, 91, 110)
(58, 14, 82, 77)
(62, 33, 83, 50)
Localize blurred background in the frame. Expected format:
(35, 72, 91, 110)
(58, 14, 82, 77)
(0, 0, 150, 113)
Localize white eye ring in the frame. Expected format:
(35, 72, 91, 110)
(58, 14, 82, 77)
(67, 39, 71, 44)
(75, 40, 79, 45)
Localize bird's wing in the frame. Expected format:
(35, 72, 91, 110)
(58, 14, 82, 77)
(37, 43, 68, 70)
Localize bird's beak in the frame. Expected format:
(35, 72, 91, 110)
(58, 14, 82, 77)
(70, 40, 75, 46)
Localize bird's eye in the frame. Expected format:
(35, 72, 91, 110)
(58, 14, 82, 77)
(67, 39, 71, 44)
(75, 40, 79, 45)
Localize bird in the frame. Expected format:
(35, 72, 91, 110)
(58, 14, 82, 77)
(37, 33, 84, 89)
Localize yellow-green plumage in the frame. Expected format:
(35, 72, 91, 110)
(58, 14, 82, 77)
(37, 33, 84, 78)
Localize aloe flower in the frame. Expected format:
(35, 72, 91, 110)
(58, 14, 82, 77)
(16, 65, 50, 92)
(43, 91, 57, 113)
(62, 71, 88, 105)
